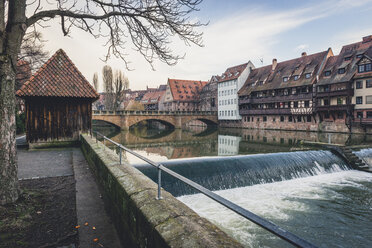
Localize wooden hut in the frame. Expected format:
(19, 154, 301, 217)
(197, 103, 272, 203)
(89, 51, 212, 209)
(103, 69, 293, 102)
(16, 49, 99, 147)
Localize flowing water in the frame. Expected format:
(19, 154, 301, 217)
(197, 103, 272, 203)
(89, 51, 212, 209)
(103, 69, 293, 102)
(93, 121, 372, 247)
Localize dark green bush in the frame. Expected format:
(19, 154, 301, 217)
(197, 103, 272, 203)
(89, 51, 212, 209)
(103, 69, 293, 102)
(16, 112, 26, 134)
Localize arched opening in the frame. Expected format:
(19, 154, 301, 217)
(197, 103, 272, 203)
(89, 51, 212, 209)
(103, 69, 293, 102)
(92, 119, 121, 138)
(184, 118, 218, 136)
(129, 119, 175, 139)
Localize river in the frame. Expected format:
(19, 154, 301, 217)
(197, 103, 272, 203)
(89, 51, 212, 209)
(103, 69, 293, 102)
(93, 121, 372, 248)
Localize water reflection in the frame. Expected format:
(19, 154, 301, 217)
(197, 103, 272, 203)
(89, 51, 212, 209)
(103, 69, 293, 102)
(93, 122, 372, 163)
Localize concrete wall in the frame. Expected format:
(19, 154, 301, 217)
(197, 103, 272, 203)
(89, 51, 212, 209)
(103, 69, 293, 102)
(80, 134, 242, 248)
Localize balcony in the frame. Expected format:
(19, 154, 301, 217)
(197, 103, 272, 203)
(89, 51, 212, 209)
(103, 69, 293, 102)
(316, 88, 353, 98)
(239, 93, 312, 105)
(316, 104, 354, 112)
(239, 108, 291, 115)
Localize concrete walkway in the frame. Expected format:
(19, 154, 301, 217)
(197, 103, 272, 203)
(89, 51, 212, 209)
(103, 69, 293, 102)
(17, 147, 122, 248)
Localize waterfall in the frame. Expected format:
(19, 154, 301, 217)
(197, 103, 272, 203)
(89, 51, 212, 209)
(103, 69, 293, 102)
(135, 150, 351, 196)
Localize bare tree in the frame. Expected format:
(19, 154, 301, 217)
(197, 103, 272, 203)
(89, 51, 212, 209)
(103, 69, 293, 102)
(113, 70, 129, 111)
(102, 65, 113, 110)
(0, 0, 205, 205)
(92, 72, 99, 91)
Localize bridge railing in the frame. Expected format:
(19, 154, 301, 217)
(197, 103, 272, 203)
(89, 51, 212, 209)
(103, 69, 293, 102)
(93, 110, 218, 116)
(91, 131, 318, 248)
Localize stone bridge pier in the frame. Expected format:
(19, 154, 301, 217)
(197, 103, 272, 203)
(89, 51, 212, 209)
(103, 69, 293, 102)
(92, 110, 218, 130)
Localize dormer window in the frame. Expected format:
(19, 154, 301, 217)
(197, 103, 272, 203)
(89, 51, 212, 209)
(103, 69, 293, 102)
(357, 53, 364, 58)
(234, 71, 239, 76)
(338, 68, 345, 74)
(305, 73, 311, 79)
(283, 77, 289, 82)
(324, 70, 331, 76)
(344, 56, 352, 61)
(293, 75, 299, 81)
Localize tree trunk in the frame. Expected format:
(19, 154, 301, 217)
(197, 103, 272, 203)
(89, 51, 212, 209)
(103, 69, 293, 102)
(0, 0, 27, 205)
(0, 61, 19, 205)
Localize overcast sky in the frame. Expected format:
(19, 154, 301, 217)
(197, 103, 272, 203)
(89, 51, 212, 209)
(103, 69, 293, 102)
(37, 0, 372, 91)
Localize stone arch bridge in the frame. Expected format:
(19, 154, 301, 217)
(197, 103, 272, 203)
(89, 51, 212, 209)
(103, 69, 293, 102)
(92, 110, 218, 130)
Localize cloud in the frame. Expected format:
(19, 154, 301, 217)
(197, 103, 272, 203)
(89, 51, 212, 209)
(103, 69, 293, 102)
(295, 44, 309, 51)
(35, 0, 372, 90)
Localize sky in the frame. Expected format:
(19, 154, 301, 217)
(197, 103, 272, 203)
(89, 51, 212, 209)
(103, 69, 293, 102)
(34, 0, 372, 91)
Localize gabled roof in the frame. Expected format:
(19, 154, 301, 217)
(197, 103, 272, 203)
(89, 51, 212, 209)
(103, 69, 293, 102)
(318, 35, 372, 85)
(16, 60, 32, 91)
(168, 78, 208, 101)
(141, 90, 165, 104)
(239, 50, 330, 96)
(219, 63, 249, 83)
(16, 49, 99, 99)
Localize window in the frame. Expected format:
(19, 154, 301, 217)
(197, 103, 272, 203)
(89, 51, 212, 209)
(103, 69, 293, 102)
(263, 116, 267, 122)
(366, 95, 372, 104)
(324, 99, 329, 106)
(324, 113, 330, 119)
(357, 54, 363, 58)
(337, 112, 343, 119)
(367, 80, 372, 88)
(297, 116, 302, 122)
(367, 112, 372, 118)
(307, 116, 311, 122)
(283, 77, 288, 82)
(338, 68, 345, 74)
(294, 101, 298, 108)
(273, 117, 276, 122)
(359, 63, 372, 73)
(280, 116, 285, 122)
(337, 98, 343, 105)
(357, 112, 363, 119)
(344, 56, 352, 61)
(304, 100, 310, 108)
(356, 81, 363, 89)
(288, 116, 293, 122)
(324, 70, 331, 76)
(356, 96, 363, 104)
(294, 75, 299, 81)
(305, 73, 311, 79)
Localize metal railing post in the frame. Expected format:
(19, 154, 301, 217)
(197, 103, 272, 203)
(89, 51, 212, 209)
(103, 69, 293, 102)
(103, 138, 106, 150)
(156, 166, 163, 200)
(119, 147, 122, 165)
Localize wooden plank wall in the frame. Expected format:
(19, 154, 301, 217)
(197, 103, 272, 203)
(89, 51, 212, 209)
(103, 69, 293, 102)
(25, 97, 93, 143)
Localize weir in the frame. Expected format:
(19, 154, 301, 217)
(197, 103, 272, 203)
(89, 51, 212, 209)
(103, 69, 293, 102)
(135, 150, 351, 196)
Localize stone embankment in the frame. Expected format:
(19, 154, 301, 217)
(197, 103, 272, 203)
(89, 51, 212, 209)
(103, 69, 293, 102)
(80, 134, 243, 248)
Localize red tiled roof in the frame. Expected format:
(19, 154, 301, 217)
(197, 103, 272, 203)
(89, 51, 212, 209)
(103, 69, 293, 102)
(219, 63, 248, 83)
(141, 90, 165, 104)
(16, 49, 99, 99)
(16, 60, 32, 91)
(168, 79, 208, 101)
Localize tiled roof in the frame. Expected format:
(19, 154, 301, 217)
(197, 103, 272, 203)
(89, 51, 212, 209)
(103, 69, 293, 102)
(238, 50, 329, 96)
(141, 90, 165, 104)
(219, 63, 248, 83)
(318, 36, 372, 85)
(168, 78, 208, 101)
(16, 49, 99, 99)
(16, 60, 32, 91)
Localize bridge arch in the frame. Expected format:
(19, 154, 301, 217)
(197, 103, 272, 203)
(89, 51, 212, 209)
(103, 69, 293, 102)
(129, 118, 175, 130)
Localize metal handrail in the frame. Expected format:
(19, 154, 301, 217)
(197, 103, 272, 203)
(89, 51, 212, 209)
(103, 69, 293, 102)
(91, 131, 317, 248)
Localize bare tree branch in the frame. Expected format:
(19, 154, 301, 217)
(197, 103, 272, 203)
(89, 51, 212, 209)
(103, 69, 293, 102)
(26, 0, 206, 69)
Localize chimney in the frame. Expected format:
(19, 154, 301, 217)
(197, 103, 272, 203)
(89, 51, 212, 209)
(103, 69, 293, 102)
(272, 58, 277, 71)
(363, 35, 372, 43)
(301, 52, 307, 57)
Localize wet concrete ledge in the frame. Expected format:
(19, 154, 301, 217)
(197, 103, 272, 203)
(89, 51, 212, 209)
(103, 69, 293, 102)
(80, 134, 243, 248)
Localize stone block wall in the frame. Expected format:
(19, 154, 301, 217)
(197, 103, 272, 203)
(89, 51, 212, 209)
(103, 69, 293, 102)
(80, 134, 242, 248)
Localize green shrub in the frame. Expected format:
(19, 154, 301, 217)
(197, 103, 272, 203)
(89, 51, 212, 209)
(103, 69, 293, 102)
(16, 112, 25, 134)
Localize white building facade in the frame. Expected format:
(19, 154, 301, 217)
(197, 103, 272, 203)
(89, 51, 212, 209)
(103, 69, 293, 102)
(218, 61, 254, 121)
